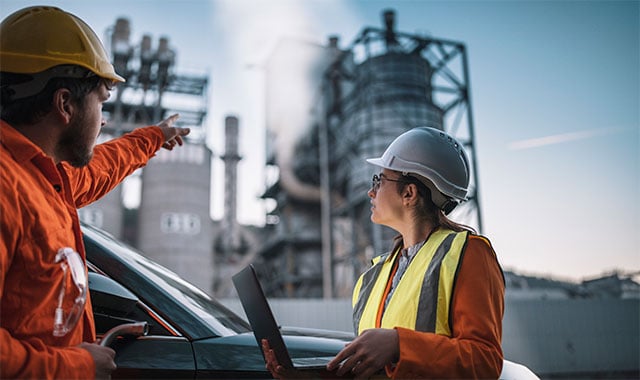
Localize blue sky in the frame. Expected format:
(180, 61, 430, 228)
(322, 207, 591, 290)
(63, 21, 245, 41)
(3, 0, 638, 281)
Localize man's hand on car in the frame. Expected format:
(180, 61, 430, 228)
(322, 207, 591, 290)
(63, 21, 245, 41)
(79, 342, 116, 379)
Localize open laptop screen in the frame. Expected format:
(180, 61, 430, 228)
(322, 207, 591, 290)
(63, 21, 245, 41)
(232, 265, 334, 370)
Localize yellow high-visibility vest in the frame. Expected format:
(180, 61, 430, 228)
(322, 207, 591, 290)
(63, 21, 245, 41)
(352, 229, 469, 336)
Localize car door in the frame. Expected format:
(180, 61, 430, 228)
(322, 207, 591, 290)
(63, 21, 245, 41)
(89, 270, 197, 378)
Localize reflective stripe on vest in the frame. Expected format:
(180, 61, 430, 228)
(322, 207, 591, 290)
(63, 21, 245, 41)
(352, 229, 469, 336)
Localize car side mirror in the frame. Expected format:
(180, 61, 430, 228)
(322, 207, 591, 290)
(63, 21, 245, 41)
(89, 272, 140, 334)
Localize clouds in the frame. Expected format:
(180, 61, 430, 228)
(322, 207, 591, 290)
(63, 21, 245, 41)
(508, 126, 635, 151)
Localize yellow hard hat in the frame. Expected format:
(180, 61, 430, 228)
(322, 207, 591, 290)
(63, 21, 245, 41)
(0, 6, 124, 82)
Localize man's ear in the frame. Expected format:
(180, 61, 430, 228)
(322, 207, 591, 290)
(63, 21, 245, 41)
(52, 88, 74, 124)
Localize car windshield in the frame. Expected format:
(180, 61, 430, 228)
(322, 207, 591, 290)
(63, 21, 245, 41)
(84, 225, 250, 336)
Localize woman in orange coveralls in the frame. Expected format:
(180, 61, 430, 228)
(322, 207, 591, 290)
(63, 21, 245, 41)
(0, 6, 189, 379)
(263, 127, 504, 379)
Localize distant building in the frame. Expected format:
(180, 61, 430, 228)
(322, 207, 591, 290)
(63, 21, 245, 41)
(505, 270, 640, 300)
(581, 271, 640, 299)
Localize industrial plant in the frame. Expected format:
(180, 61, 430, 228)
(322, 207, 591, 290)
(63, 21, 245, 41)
(81, 9, 486, 299)
(77, 9, 638, 378)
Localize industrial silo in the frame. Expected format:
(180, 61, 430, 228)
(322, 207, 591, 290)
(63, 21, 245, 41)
(137, 142, 214, 293)
(337, 50, 444, 260)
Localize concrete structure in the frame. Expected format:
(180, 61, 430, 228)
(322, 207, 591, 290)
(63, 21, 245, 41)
(137, 143, 214, 292)
(220, 116, 242, 251)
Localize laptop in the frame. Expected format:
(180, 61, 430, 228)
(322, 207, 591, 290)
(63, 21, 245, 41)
(232, 264, 335, 370)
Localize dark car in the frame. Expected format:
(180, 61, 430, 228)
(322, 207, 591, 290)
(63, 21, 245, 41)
(83, 223, 352, 378)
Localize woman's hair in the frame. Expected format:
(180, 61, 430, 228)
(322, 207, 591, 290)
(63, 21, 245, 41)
(390, 171, 475, 251)
(1, 70, 105, 125)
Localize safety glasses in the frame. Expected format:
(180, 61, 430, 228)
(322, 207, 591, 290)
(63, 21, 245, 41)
(371, 173, 406, 192)
(53, 247, 87, 337)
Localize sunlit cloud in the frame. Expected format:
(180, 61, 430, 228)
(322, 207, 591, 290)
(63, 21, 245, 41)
(508, 126, 633, 150)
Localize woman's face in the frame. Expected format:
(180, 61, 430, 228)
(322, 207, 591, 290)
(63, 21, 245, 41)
(368, 169, 405, 229)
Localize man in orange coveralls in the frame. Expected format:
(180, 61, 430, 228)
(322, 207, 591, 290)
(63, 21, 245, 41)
(0, 6, 190, 379)
(263, 127, 504, 379)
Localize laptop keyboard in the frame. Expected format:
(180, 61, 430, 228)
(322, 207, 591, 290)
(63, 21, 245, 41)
(292, 356, 334, 368)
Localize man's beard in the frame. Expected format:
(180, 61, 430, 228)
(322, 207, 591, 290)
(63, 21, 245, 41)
(57, 112, 96, 168)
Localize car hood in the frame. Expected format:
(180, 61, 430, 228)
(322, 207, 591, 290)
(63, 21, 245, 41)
(280, 326, 354, 340)
(192, 329, 351, 372)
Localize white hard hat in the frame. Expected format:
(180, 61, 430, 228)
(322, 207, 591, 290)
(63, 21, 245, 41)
(366, 127, 470, 213)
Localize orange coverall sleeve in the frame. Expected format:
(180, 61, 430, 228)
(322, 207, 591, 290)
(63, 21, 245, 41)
(388, 235, 505, 379)
(0, 329, 95, 379)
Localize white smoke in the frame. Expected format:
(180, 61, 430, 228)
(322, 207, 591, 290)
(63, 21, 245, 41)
(210, 0, 360, 206)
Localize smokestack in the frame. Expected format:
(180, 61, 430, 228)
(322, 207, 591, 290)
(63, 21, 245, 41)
(382, 9, 398, 49)
(222, 116, 241, 239)
(328, 35, 340, 49)
(111, 18, 132, 78)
